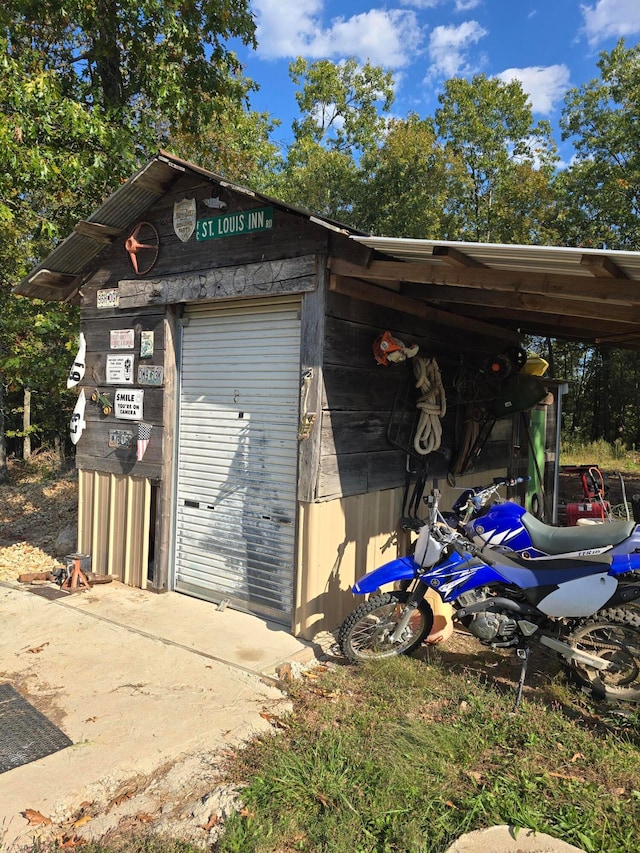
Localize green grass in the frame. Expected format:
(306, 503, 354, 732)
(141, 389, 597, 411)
(560, 438, 640, 474)
(216, 657, 640, 853)
(15, 655, 640, 853)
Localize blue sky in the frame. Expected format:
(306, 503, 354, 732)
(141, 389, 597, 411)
(236, 0, 640, 165)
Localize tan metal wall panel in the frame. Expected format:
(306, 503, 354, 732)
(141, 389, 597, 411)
(77, 470, 151, 587)
(293, 468, 507, 640)
(108, 475, 128, 577)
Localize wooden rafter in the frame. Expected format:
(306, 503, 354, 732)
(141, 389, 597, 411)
(328, 257, 640, 306)
(399, 282, 640, 324)
(329, 274, 522, 344)
(580, 254, 628, 279)
(432, 245, 486, 268)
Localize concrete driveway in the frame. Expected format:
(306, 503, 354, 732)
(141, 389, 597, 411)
(0, 579, 315, 848)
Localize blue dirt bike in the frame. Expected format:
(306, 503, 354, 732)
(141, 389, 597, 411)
(338, 480, 640, 705)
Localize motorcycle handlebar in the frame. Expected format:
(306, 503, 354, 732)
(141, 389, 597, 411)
(492, 476, 530, 487)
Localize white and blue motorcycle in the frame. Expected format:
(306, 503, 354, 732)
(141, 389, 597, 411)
(339, 479, 640, 705)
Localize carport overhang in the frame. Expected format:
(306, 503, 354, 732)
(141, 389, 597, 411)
(333, 236, 640, 349)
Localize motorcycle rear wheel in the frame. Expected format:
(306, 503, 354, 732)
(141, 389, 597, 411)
(339, 591, 434, 662)
(567, 607, 640, 702)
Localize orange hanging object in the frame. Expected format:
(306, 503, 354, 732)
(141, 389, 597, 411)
(373, 331, 418, 366)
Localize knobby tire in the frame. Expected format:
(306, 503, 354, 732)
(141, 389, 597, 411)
(339, 591, 434, 662)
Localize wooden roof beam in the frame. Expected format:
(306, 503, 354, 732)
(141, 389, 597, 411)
(328, 256, 640, 305)
(329, 274, 522, 344)
(74, 220, 126, 244)
(399, 282, 640, 324)
(432, 245, 486, 268)
(580, 254, 628, 279)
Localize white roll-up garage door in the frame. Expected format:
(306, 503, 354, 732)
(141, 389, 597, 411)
(173, 298, 301, 623)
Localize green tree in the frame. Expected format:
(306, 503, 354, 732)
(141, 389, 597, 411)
(269, 58, 396, 223)
(0, 0, 262, 473)
(2, 0, 257, 140)
(559, 39, 640, 249)
(434, 75, 559, 243)
(354, 115, 453, 237)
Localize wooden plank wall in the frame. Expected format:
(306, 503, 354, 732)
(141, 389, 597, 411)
(317, 290, 516, 500)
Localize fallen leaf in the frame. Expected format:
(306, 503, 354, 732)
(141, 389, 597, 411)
(548, 771, 584, 782)
(136, 813, 154, 823)
(22, 809, 51, 826)
(60, 835, 85, 848)
(84, 716, 98, 723)
(445, 801, 458, 809)
(570, 752, 586, 763)
(259, 711, 288, 729)
(200, 814, 221, 830)
(239, 808, 254, 818)
(467, 770, 484, 784)
(27, 642, 49, 654)
(73, 815, 92, 829)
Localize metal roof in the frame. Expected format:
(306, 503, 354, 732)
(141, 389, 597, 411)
(15, 151, 640, 347)
(338, 236, 640, 348)
(351, 236, 640, 281)
(14, 151, 360, 303)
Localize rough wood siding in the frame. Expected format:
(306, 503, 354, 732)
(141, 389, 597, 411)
(77, 303, 166, 480)
(317, 290, 513, 500)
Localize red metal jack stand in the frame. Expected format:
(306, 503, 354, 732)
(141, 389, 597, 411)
(61, 554, 91, 592)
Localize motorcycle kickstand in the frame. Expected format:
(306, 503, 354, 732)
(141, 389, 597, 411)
(513, 646, 530, 713)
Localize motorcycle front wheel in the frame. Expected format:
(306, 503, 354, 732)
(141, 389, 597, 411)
(339, 591, 434, 662)
(567, 607, 640, 702)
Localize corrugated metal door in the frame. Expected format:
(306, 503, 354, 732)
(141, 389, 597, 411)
(174, 298, 301, 623)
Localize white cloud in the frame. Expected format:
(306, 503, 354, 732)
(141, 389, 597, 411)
(427, 20, 488, 78)
(581, 0, 640, 46)
(455, 0, 482, 11)
(496, 64, 571, 115)
(254, 0, 424, 68)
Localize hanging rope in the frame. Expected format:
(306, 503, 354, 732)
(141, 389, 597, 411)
(413, 356, 446, 455)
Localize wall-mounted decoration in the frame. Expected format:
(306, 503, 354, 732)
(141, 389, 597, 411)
(90, 389, 112, 415)
(97, 288, 119, 309)
(140, 331, 154, 358)
(108, 429, 133, 449)
(114, 388, 144, 420)
(110, 329, 135, 350)
(125, 221, 159, 275)
(106, 354, 134, 385)
(196, 206, 273, 242)
(70, 389, 87, 445)
(67, 332, 86, 388)
(203, 196, 227, 210)
(138, 364, 164, 386)
(173, 198, 196, 242)
(136, 422, 153, 461)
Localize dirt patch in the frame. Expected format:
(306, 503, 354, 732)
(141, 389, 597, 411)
(0, 462, 78, 582)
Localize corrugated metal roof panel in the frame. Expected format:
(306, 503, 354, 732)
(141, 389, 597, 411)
(14, 151, 359, 301)
(351, 236, 640, 282)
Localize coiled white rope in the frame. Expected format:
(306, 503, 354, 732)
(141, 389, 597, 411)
(413, 356, 446, 455)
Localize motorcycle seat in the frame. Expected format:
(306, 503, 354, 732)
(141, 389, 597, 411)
(521, 512, 635, 556)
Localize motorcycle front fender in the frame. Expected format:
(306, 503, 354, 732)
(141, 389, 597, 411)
(352, 556, 418, 594)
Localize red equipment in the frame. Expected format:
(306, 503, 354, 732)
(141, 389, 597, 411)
(562, 465, 611, 526)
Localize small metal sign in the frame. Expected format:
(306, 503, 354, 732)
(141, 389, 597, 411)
(196, 206, 274, 241)
(114, 388, 144, 420)
(97, 288, 120, 309)
(140, 331, 154, 358)
(174, 197, 196, 243)
(106, 354, 134, 385)
(109, 429, 134, 448)
(138, 364, 164, 386)
(110, 329, 135, 349)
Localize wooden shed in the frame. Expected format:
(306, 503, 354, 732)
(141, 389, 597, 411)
(15, 152, 640, 638)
